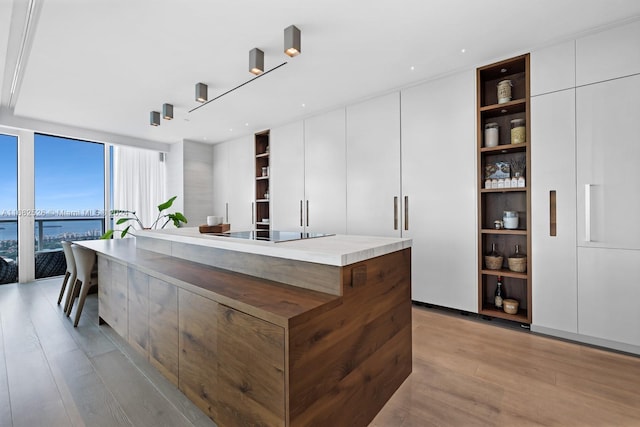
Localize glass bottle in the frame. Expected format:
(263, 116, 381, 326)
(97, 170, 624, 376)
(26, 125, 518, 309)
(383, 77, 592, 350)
(488, 243, 500, 257)
(494, 276, 505, 308)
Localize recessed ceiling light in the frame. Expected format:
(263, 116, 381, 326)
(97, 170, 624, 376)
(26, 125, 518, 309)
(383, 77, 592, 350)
(301, 103, 306, 108)
(245, 123, 249, 127)
(203, 137, 207, 141)
(501, 68, 507, 73)
(461, 48, 466, 53)
(410, 66, 415, 71)
(229, 128, 233, 132)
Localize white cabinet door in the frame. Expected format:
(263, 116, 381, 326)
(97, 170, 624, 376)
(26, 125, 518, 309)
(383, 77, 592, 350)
(304, 108, 346, 234)
(346, 92, 401, 237)
(578, 247, 640, 347)
(270, 121, 305, 232)
(212, 142, 229, 220)
(576, 74, 640, 250)
(576, 19, 640, 86)
(531, 89, 578, 333)
(226, 135, 254, 231)
(531, 40, 575, 96)
(401, 70, 477, 311)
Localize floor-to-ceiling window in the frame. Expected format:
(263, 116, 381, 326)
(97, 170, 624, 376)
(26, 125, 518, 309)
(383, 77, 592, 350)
(0, 134, 18, 284)
(34, 134, 105, 279)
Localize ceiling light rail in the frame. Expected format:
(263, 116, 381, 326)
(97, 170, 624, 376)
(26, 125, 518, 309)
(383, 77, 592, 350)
(188, 61, 288, 114)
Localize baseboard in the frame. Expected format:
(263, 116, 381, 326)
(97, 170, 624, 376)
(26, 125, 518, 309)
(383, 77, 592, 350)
(531, 324, 640, 356)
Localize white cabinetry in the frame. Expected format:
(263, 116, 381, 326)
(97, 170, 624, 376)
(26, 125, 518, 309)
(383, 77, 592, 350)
(269, 110, 347, 234)
(576, 19, 640, 86)
(531, 40, 575, 96)
(270, 121, 304, 232)
(577, 247, 640, 347)
(346, 93, 401, 237)
(576, 74, 640, 250)
(212, 136, 253, 230)
(531, 89, 577, 333)
(227, 136, 254, 230)
(574, 72, 640, 351)
(401, 71, 476, 311)
(304, 108, 347, 234)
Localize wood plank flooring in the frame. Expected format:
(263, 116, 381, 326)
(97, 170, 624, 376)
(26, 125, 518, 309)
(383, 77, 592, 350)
(1, 278, 639, 426)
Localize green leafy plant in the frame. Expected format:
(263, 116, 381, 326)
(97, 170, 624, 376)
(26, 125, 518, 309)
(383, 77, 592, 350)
(101, 196, 187, 239)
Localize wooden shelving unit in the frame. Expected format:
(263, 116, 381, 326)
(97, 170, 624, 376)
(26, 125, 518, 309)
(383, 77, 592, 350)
(255, 130, 270, 231)
(477, 54, 532, 324)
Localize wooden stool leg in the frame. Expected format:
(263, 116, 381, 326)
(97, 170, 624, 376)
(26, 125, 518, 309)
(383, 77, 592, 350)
(57, 271, 70, 305)
(73, 279, 92, 327)
(65, 278, 80, 316)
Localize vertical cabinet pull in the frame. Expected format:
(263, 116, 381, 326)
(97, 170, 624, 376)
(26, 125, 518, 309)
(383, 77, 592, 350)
(584, 184, 591, 242)
(549, 191, 556, 236)
(251, 202, 254, 224)
(393, 196, 399, 230)
(306, 200, 309, 227)
(299, 200, 303, 227)
(404, 196, 409, 231)
(225, 202, 229, 223)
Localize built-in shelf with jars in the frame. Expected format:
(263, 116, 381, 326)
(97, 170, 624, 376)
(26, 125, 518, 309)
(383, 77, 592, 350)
(477, 54, 531, 324)
(255, 130, 270, 230)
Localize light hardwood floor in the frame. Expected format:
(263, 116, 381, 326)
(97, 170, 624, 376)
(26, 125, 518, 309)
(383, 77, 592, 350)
(1, 278, 639, 427)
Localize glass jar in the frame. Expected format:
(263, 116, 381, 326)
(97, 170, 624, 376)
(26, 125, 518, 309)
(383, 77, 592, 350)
(484, 122, 499, 147)
(510, 118, 526, 144)
(503, 210, 519, 229)
(497, 80, 512, 104)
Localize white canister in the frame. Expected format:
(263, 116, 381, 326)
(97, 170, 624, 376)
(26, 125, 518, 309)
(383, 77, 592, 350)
(503, 211, 519, 229)
(497, 80, 512, 104)
(484, 123, 499, 147)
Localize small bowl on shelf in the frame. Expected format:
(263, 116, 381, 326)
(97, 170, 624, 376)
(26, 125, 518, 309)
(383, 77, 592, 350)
(503, 299, 519, 315)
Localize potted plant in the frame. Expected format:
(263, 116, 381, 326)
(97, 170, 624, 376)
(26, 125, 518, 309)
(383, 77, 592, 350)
(101, 196, 187, 239)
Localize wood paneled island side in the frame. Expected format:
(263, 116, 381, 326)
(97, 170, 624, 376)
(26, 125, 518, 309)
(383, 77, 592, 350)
(77, 230, 412, 426)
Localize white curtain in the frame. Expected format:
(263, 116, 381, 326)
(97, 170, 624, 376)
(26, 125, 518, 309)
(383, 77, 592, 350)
(112, 146, 166, 232)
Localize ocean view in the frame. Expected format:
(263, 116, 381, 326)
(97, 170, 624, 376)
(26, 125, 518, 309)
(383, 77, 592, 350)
(0, 217, 105, 260)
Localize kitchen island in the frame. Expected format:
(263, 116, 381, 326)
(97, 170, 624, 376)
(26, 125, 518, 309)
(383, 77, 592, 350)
(77, 229, 412, 427)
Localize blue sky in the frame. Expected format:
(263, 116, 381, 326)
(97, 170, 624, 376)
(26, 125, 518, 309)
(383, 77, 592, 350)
(0, 133, 104, 216)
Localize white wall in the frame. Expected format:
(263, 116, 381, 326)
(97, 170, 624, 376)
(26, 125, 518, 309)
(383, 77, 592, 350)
(165, 141, 184, 215)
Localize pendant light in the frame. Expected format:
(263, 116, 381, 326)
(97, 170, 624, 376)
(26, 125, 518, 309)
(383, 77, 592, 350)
(249, 48, 264, 75)
(195, 83, 208, 103)
(284, 25, 301, 57)
(162, 103, 173, 120)
(150, 111, 160, 126)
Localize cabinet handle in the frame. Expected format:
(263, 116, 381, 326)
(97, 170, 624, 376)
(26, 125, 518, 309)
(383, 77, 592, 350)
(404, 196, 409, 231)
(306, 200, 309, 227)
(251, 202, 254, 225)
(393, 196, 399, 230)
(549, 191, 556, 237)
(225, 202, 229, 223)
(299, 200, 303, 227)
(584, 184, 591, 242)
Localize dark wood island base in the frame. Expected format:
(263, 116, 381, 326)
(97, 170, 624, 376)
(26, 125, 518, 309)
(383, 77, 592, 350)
(80, 238, 412, 426)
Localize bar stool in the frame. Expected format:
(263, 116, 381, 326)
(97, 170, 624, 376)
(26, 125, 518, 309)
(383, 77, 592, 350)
(68, 245, 97, 327)
(58, 241, 77, 312)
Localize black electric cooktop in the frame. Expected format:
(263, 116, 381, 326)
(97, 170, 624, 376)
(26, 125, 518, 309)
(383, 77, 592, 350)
(214, 230, 333, 243)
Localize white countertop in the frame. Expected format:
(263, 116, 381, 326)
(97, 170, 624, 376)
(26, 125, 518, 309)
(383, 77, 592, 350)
(136, 227, 412, 266)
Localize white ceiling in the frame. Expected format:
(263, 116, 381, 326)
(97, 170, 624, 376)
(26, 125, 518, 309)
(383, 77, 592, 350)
(2, 0, 640, 145)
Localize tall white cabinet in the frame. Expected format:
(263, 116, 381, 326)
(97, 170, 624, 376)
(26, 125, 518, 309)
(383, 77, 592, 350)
(346, 93, 402, 237)
(531, 89, 577, 333)
(269, 109, 347, 234)
(270, 121, 305, 231)
(304, 109, 346, 234)
(212, 136, 254, 230)
(531, 20, 640, 353)
(401, 71, 477, 312)
(576, 74, 640, 348)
